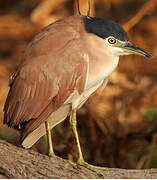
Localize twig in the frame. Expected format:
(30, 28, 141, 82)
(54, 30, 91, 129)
(123, 0, 156, 31)
(74, 0, 95, 16)
(144, 133, 157, 169)
(30, 0, 66, 26)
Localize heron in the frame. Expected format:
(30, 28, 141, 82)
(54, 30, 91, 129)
(3, 0, 153, 174)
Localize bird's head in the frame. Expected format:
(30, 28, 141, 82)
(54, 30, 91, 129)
(83, 16, 153, 58)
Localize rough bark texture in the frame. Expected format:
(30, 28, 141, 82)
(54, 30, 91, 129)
(0, 139, 157, 179)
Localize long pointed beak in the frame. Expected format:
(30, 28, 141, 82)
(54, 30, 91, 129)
(120, 42, 153, 58)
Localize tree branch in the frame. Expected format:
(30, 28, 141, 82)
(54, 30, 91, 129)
(0, 139, 157, 178)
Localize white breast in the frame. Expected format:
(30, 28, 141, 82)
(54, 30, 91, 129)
(85, 56, 119, 90)
(64, 80, 103, 109)
(64, 58, 119, 110)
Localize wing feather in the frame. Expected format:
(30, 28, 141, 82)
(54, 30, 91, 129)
(3, 16, 88, 145)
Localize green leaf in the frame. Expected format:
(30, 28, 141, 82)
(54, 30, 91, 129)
(143, 108, 157, 121)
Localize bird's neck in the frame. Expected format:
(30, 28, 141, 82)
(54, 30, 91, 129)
(86, 54, 119, 89)
(82, 31, 120, 89)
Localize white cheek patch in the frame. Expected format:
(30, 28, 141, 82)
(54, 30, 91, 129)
(105, 38, 131, 57)
(113, 47, 132, 56)
(111, 47, 124, 56)
(106, 45, 131, 57)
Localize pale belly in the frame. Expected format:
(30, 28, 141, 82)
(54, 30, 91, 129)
(64, 56, 119, 109)
(64, 79, 104, 109)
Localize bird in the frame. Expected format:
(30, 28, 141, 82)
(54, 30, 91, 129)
(3, 2, 153, 174)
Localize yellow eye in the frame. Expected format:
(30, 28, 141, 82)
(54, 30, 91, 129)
(108, 38, 116, 44)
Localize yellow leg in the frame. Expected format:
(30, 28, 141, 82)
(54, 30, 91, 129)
(70, 109, 107, 174)
(45, 120, 55, 156)
(45, 119, 77, 168)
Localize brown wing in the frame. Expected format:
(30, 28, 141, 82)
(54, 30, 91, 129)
(3, 15, 88, 139)
(3, 58, 58, 128)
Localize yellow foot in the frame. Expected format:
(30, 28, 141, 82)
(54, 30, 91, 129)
(77, 158, 107, 176)
(49, 152, 78, 169)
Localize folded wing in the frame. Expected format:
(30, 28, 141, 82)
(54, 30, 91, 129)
(3, 16, 88, 146)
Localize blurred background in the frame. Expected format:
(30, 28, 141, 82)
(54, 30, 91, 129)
(0, 0, 157, 169)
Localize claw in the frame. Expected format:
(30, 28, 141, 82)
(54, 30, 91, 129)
(77, 158, 107, 176)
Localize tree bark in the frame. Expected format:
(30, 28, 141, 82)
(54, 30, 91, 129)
(0, 139, 157, 179)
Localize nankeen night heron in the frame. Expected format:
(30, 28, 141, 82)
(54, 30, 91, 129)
(3, 3, 152, 174)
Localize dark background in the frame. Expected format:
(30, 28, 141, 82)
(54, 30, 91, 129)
(0, 0, 157, 169)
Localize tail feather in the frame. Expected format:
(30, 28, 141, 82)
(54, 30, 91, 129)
(21, 104, 71, 148)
